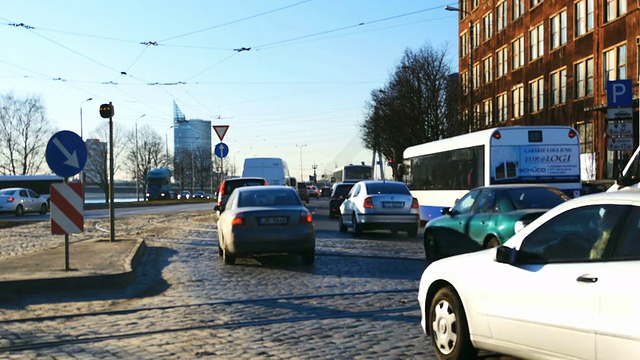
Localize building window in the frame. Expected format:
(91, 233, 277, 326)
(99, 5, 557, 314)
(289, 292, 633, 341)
(462, 71, 469, 94)
(512, 84, 524, 118)
(497, 1, 507, 31)
(497, 92, 508, 123)
(529, 77, 544, 112)
(473, 22, 480, 49)
(461, 0, 468, 15)
(483, 56, 493, 84)
(474, 62, 481, 89)
(483, 99, 493, 127)
(460, 31, 468, 57)
(550, 10, 567, 50)
(472, 0, 479, 10)
(575, 0, 594, 36)
(604, 0, 627, 23)
(529, 23, 544, 61)
(575, 57, 594, 98)
(604, 44, 627, 82)
(577, 122, 594, 153)
(483, 12, 493, 41)
(531, 0, 543, 7)
(497, 46, 508, 77)
(512, 35, 525, 69)
(550, 68, 567, 105)
(513, 0, 524, 20)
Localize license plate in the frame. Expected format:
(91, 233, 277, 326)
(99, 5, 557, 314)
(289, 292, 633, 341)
(258, 216, 288, 225)
(382, 201, 403, 208)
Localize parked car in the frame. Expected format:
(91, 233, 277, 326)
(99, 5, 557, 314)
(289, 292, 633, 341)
(216, 186, 316, 265)
(216, 177, 268, 216)
(193, 191, 207, 199)
(418, 191, 640, 360)
(423, 184, 570, 261)
(178, 190, 191, 200)
(329, 183, 355, 219)
(320, 185, 332, 197)
(297, 182, 310, 203)
(307, 185, 320, 199)
(338, 180, 419, 237)
(0, 187, 49, 216)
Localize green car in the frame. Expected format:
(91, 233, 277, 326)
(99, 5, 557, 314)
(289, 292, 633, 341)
(423, 184, 570, 261)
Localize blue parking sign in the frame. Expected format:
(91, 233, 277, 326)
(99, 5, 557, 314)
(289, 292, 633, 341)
(607, 80, 633, 107)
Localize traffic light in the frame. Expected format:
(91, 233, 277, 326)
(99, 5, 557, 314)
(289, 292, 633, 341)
(99, 103, 114, 118)
(387, 159, 393, 167)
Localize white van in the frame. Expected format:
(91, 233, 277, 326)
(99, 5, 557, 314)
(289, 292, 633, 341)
(242, 157, 291, 186)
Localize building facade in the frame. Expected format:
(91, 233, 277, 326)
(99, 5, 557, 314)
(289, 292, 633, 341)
(453, 0, 639, 180)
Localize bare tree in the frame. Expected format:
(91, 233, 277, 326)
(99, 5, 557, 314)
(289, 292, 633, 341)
(123, 125, 168, 198)
(360, 44, 458, 180)
(85, 122, 127, 202)
(0, 93, 56, 175)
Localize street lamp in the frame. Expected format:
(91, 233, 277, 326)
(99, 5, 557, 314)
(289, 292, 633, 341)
(295, 144, 307, 181)
(191, 137, 200, 195)
(165, 125, 173, 166)
(79, 97, 92, 201)
(445, 5, 474, 132)
(134, 114, 146, 201)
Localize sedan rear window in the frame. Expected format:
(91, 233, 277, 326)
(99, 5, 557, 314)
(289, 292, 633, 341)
(0, 190, 16, 196)
(238, 190, 300, 207)
(365, 182, 410, 195)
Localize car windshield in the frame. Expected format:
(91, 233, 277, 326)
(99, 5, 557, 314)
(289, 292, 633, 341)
(238, 190, 300, 207)
(334, 185, 354, 197)
(504, 187, 568, 210)
(365, 182, 410, 195)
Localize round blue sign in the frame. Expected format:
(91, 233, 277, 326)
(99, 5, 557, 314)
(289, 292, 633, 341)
(46, 131, 88, 178)
(214, 142, 229, 158)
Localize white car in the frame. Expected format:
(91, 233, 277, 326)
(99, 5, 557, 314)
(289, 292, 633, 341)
(338, 180, 419, 237)
(418, 191, 640, 360)
(0, 187, 49, 216)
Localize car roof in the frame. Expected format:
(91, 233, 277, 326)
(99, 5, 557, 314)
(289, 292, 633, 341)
(0, 187, 28, 191)
(224, 177, 266, 183)
(471, 184, 558, 191)
(234, 185, 293, 193)
(353, 180, 405, 185)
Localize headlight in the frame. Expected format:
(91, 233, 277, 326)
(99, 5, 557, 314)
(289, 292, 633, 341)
(514, 219, 532, 233)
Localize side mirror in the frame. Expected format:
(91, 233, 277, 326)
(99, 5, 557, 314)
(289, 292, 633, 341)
(214, 205, 221, 212)
(441, 207, 453, 215)
(495, 245, 517, 265)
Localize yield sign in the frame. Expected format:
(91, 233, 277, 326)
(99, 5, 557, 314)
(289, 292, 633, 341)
(213, 125, 229, 141)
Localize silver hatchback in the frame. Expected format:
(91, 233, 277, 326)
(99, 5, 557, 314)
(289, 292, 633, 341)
(338, 180, 419, 237)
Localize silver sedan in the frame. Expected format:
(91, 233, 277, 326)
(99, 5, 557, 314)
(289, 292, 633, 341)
(0, 187, 49, 216)
(216, 186, 316, 265)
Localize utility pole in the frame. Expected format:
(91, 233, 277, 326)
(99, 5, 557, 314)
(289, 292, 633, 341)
(296, 144, 307, 181)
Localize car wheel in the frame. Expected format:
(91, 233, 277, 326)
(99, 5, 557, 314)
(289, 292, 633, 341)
(407, 225, 418, 238)
(223, 248, 235, 265)
(352, 213, 362, 236)
(429, 286, 478, 359)
(39, 203, 48, 215)
(338, 214, 348, 233)
(424, 229, 441, 261)
(15, 205, 24, 217)
(485, 235, 500, 249)
(300, 250, 315, 265)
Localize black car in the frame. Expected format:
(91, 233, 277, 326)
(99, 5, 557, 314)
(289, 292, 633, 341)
(320, 186, 332, 197)
(297, 182, 310, 203)
(329, 183, 355, 219)
(215, 177, 268, 216)
(193, 191, 207, 199)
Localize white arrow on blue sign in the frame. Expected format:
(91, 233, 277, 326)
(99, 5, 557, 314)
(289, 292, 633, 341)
(46, 130, 88, 178)
(214, 142, 229, 158)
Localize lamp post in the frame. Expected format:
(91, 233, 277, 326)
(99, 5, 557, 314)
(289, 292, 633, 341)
(79, 98, 92, 192)
(165, 125, 173, 166)
(445, 5, 474, 132)
(295, 144, 307, 181)
(134, 114, 146, 201)
(191, 137, 200, 195)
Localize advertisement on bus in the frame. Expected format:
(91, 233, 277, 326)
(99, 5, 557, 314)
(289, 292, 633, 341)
(491, 145, 581, 184)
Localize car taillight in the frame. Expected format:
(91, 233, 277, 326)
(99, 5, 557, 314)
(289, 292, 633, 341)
(300, 210, 313, 223)
(363, 197, 374, 209)
(6, 197, 14, 203)
(231, 214, 244, 226)
(411, 198, 419, 209)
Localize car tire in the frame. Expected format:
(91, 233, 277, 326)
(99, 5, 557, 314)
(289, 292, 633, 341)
(429, 286, 478, 360)
(424, 229, 441, 261)
(485, 235, 500, 249)
(39, 203, 48, 215)
(223, 249, 235, 265)
(407, 225, 418, 238)
(338, 215, 348, 233)
(352, 213, 362, 236)
(15, 205, 24, 217)
(300, 250, 315, 265)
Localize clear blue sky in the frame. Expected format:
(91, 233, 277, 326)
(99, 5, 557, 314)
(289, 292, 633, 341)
(0, 0, 458, 180)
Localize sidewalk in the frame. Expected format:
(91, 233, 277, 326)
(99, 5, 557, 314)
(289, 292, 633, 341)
(0, 238, 146, 294)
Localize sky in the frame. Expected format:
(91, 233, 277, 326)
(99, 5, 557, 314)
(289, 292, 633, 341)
(0, 0, 459, 181)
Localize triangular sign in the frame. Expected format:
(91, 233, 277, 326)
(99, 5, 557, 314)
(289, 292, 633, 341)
(213, 125, 229, 141)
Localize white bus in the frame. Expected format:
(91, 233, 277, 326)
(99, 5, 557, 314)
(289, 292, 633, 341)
(242, 157, 291, 186)
(331, 164, 373, 183)
(403, 126, 582, 223)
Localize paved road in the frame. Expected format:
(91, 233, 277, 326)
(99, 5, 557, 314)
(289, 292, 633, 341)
(0, 197, 512, 359)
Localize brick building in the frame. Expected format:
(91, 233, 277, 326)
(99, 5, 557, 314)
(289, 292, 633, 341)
(451, 0, 639, 180)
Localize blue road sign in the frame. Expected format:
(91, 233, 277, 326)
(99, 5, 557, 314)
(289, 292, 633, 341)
(607, 79, 633, 107)
(214, 142, 229, 158)
(46, 130, 87, 178)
